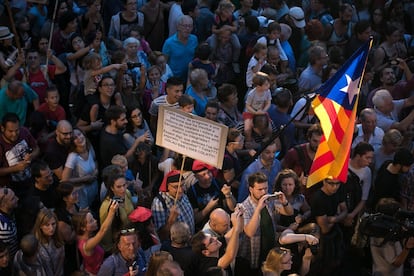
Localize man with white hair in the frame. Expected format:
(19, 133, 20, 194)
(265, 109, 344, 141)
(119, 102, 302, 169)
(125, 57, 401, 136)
(352, 108, 384, 150)
(372, 89, 414, 132)
(162, 15, 198, 80)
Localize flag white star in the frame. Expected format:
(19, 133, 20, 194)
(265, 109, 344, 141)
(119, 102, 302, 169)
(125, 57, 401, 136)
(340, 74, 360, 105)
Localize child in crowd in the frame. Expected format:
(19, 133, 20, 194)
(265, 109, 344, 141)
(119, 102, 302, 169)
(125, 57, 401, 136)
(257, 21, 288, 73)
(210, 0, 241, 73)
(243, 72, 272, 142)
(246, 43, 267, 89)
(179, 94, 195, 113)
(188, 43, 216, 85)
(82, 52, 126, 96)
(149, 51, 173, 83)
(129, 25, 152, 55)
(143, 65, 166, 112)
(37, 86, 66, 130)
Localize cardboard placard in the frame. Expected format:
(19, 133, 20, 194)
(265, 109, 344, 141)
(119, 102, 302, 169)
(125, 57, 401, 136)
(156, 106, 228, 169)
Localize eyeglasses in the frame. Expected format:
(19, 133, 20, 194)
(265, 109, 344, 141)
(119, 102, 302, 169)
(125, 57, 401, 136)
(180, 24, 193, 29)
(325, 180, 341, 186)
(131, 113, 142, 119)
(120, 228, 136, 235)
(274, 247, 292, 264)
(205, 237, 217, 248)
(169, 184, 185, 190)
(59, 131, 73, 136)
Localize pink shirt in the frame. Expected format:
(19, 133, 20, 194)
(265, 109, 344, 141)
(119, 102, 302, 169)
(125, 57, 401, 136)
(78, 238, 105, 274)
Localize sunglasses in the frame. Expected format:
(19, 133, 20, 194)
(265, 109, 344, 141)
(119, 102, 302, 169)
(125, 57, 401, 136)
(120, 228, 136, 235)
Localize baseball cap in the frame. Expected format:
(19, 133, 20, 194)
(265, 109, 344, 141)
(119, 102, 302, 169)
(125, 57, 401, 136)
(289, 7, 306, 28)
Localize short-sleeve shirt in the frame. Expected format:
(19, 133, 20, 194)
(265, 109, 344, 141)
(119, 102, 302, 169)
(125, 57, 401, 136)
(375, 99, 405, 132)
(37, 103, 66, 123)
(245, 88, 271, 112)
(0, 127, 37, 186)
(0, 83, 38, 126)
(311, 187, 345, 221)
(99, 130, 128, 169)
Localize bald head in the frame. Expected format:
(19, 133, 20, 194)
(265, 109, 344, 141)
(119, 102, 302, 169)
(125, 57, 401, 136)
(56, 120, 73, 145)
(209, 208, 230, 235)
(20, 234, 39, 257)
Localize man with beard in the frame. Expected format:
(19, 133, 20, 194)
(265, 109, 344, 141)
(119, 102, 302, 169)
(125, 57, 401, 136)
(282, 124, 322, 178)
(297, 45, 329, 93)
(238, 141, 282, 202)
(99, 106, 143, 168)
(325, 3, 353, 51)
(367, 60, 414, 106)
(0, 113, 40, 198)
(43, 120, 73, 180)
(236, 172, 293, 275)
(282, 124, 322, 201)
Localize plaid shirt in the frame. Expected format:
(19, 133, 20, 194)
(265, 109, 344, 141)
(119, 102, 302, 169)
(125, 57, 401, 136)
(151, 192, 195, 235)
(237, 196, 278, 269)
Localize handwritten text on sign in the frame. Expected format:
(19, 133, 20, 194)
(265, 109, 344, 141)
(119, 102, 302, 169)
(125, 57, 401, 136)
(156, 106, 228, 169)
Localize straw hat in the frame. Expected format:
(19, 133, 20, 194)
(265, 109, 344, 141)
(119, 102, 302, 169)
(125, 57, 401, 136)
(0, 27, 14, 41)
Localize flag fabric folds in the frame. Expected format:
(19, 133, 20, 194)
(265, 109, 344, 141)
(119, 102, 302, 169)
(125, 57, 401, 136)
(307, 39, 373, 187)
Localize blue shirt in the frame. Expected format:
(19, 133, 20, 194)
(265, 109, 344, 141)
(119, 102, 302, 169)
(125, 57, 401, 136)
(162, 33, 198, 80)
(0, 83, 38, 125)
(238, 157, 281, 202)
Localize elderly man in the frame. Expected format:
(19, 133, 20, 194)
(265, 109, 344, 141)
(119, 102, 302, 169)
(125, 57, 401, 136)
(162, 15, 198, 80)
(0, 80, 39, 126)
(372, 89, 414, 132)
(0, 187, 19, 259)
(236, 172, 293, 275)
(152, 170, 195, 241)
(352, 108, 384, 150)
(43, 120, 73, 180)
(98, 229, 147, 276)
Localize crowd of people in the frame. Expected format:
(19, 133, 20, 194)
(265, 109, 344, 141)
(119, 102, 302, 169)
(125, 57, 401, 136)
(0, 0, 414, 275)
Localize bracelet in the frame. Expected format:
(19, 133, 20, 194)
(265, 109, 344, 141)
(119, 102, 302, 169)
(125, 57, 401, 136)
(225, 192, 232, 198)
(282, 201, 289, 207)
(304, 234, 307, 242)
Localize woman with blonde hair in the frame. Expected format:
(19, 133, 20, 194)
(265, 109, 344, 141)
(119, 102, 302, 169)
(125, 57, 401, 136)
(262, 247, 293, 276)
(33, 209, 65, 275)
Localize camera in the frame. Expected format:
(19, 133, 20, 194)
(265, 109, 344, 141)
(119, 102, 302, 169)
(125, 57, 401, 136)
(112, 196, 124, 204)
(358, 210, 414, 242)
(127, 62, 142, 70)
(268, 193, 281, 200)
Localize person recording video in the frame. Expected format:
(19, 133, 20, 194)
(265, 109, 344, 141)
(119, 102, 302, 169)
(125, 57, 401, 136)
(370, 198, 414, 276)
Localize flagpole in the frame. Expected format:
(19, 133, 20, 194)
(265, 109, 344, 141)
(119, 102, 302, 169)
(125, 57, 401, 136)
(232, 91, 318, 184)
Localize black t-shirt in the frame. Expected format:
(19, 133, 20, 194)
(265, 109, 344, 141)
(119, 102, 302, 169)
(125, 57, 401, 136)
(373, 160, 400, 205)
(187, 181, 221, 211)
(160, 242, 198, 276)
(31, 185, 59, 209)
(99, 129, 127, 169)
(43, 137, 69, 171)
(311, 186, 345, 219)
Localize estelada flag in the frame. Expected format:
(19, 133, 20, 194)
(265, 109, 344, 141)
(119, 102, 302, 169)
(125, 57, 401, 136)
(307, 38, 373, 187)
